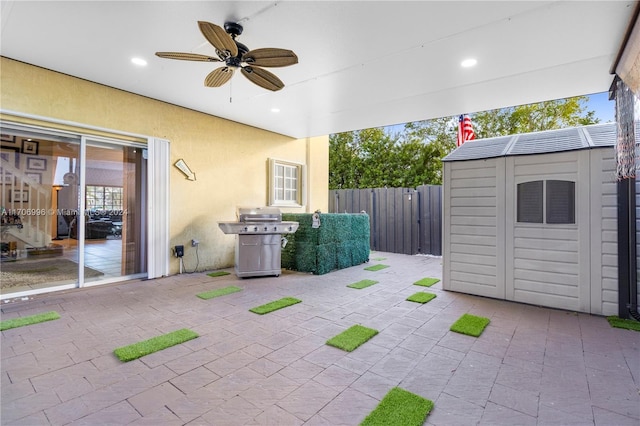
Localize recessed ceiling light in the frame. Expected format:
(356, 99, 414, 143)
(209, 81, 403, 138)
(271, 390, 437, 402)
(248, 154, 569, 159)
(271, 108, 280, 113)
(131, 57, 147, 66)
(461, 58, 477, 68)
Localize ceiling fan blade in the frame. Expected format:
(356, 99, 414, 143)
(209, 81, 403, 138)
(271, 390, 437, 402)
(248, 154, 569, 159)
(198, 21, 238, 58)
(241, 66, 284, 91)
(243, 48, 298, 67)
(155, 52, 221, 62)
(205, 67, 234, 87)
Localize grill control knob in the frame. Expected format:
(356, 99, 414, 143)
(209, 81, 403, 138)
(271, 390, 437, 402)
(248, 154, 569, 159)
(264, 226, 268, 231)
(254, 226, 258, 232)
(244, 226, 248, 232)
(274, 226, 278, 231)
(289, 226, 293, 231)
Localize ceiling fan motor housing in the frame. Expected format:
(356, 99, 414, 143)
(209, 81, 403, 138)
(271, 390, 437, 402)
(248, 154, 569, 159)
(223, 22, 249, 67)
(224, 22, 243, 37)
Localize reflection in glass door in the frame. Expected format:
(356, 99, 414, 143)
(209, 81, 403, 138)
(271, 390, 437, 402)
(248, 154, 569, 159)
(1, 136, 80, 294)
(83, 143, 146, 284)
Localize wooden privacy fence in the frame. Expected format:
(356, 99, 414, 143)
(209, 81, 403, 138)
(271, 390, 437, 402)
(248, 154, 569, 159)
(328, 185, 442, 256)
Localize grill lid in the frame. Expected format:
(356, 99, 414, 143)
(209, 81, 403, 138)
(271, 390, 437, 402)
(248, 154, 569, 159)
(237, 206, 282, 222)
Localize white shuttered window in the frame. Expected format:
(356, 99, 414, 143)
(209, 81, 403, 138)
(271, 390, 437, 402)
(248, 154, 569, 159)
(268, 158, 305, 207)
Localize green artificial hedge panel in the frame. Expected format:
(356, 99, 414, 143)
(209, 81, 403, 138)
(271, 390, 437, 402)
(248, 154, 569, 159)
(317, 244, 337, 275)
(282, 213, 370, 275)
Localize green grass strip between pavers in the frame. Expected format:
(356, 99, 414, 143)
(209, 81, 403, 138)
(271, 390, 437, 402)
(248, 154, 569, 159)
(364, 264, 389, 272)
(114, 328, 199, 362)
(607, 316, 640, 332)
(360, 387, 434, 426)
(326, 324, 379, 352)
(450, 313, 490, 337)
(197, 286, 242, 300)
(249, 297, 302, 315)
(347, 279, 379, 289)
(0, 311, 60, 331)
(413, 277, 440, 287)
(406, 292, 437, 304)
(207, 271, 231, 277)
(372, 257, 387, 261)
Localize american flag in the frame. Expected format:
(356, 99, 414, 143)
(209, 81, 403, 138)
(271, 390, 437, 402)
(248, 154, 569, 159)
(457, 114, 475, 147)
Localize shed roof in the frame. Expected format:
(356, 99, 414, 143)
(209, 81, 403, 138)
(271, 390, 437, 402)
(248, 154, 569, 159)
(443, 122, 625, 162)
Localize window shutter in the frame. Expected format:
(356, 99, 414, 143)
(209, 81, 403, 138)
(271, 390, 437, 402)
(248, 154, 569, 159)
(517, 181, 543, 223)
(546, 180, 575, 224)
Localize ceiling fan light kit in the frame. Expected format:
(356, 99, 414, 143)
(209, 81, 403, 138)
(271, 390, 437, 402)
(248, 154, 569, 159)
(156, 21, 298, 92)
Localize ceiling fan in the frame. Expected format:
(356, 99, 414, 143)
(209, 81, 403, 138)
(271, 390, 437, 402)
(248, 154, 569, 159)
(156, 21, 298, 92)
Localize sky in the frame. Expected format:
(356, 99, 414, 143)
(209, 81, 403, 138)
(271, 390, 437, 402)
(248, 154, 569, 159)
(586, 91, 615, 123)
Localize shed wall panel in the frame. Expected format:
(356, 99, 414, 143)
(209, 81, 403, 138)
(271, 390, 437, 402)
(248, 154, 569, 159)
(450, 273, 496, 287)
(449, 234, 497, 247)
(513, 269, 579, 286)
(514, 248, 579, 263)
(450, 216, 496, 226)
(514, 237, 578, 251)
(591, 147, 618, 315)
(514, 280, 579, 298)
(443, 159, 503, 298)
(513, 258, 578, 275)
(451, 187, 496, 198)
(450, 177, 496, 188)
(451, 243, 498, 255)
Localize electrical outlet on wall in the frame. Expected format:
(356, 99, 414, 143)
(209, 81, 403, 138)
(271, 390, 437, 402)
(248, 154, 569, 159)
(191, 239, 199, 247)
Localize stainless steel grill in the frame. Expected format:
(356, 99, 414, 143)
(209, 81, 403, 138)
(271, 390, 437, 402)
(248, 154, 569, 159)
(218, 207, 299, 278)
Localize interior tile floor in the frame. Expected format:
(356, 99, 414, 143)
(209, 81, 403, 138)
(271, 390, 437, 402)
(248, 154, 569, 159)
(1, 237, 124, 294)
(59, 236, 123, 278)
(1, 251, 639, 425)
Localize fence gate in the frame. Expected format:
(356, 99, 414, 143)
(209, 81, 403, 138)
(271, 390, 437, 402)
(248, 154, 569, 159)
(329, 185, 442, 256)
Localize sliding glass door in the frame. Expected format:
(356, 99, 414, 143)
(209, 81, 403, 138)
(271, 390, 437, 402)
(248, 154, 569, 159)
(83, 142, 146, 284)
(1, 127, 147, 297)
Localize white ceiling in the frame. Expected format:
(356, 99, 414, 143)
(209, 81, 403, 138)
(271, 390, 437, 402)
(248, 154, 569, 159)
(1, 1, 637, 139)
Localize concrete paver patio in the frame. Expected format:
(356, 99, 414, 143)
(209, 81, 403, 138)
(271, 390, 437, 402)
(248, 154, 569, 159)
(1, 251, 639, 425)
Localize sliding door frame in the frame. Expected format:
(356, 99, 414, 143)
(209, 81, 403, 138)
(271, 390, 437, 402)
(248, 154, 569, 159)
(0, 111, 170, 299)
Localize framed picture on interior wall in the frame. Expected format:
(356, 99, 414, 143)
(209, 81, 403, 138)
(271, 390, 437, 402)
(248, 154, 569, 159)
(27, 157, 46, 171)
(25, 172, 42, 184)
(0, 170, 14, 185)
(0, 148, 20, 168)
(0, 135, 19, 151)
(22, 139, 39, 155)
(0, 134, 16, 145)
(9, 189, 28, 203)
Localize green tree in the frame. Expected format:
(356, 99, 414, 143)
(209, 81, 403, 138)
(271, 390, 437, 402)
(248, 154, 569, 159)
(329, 96, 600, 189)
(328, 131, 362, 189)
(473, 96, 599, 138)
(400, 117, 456, 186)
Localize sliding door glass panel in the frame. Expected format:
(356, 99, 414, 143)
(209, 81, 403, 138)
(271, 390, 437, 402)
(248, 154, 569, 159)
(83, 143, 146, 284)
(1, 135, 80, 295)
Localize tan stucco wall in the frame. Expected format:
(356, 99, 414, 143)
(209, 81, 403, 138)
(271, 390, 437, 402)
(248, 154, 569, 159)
(0, 57, 329, 274)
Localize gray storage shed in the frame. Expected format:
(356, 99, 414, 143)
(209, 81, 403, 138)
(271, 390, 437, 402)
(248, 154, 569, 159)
(442, 122, 639, 315)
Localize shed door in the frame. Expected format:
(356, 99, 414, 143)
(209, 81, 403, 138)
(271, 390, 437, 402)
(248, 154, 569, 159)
(505, 152, 591, 312)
